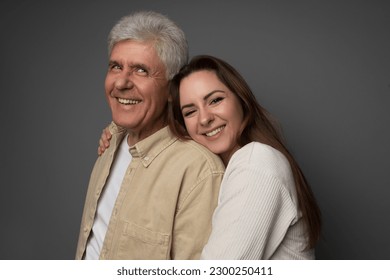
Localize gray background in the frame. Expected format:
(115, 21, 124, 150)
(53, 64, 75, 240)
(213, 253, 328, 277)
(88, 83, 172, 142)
(1, 0, 389, 259)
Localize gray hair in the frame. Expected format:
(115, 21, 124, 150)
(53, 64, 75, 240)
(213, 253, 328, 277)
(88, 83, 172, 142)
(108, 11, 188, 80)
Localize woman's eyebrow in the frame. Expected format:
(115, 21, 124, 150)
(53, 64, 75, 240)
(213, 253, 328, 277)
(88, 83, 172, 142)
(204, 90, 225, 100)
(181, 90, 225, 111)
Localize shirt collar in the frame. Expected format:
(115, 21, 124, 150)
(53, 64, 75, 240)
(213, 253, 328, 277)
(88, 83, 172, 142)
(129, 126, 177, 167)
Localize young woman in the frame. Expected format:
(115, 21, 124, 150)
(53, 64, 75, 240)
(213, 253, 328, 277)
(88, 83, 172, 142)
(98, 55, 321, 259)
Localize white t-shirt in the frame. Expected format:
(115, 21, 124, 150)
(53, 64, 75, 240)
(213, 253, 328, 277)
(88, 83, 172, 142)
(84, 135, 132, 260)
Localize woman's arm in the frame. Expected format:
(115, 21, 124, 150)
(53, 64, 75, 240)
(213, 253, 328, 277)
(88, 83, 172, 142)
(201, 145, 298, 260)
(98, 126, 112, 156)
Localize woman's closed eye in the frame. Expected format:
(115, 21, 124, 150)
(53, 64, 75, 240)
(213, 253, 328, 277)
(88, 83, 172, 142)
(183, 109, 196, 117)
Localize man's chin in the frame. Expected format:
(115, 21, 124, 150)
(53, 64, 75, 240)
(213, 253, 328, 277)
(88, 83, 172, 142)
(111, 118, 133, 130)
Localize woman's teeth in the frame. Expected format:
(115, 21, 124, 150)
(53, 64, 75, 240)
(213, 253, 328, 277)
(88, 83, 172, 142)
(206, 126, 225, 137)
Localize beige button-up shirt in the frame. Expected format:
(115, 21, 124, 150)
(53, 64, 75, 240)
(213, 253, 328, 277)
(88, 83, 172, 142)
(75, 123, 225, 259)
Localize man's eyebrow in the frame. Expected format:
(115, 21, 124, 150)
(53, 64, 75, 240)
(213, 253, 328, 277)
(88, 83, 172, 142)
(108, 60, 120, 66)
(107, 61, 149, 70)
(129, 63, 150, 72)
(181, 90, 225, 111)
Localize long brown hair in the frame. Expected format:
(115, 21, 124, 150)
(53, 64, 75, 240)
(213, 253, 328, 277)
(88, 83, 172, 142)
(169, 55, 321, 249)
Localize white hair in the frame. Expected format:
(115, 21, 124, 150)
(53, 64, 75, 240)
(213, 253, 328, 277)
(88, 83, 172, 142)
(108, 11, 188, 80)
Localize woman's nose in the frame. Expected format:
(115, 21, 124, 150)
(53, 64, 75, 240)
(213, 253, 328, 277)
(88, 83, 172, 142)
(199, 109, 214, 126)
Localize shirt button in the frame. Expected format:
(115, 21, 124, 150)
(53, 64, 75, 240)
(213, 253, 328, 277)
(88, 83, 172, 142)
(144, 156, 149, 161)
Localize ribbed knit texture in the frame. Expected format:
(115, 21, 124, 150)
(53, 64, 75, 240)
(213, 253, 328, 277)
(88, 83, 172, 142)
(201, 142, 314, 260)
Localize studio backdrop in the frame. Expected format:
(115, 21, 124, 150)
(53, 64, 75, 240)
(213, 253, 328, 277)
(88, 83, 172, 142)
(0, 0, 389, 259)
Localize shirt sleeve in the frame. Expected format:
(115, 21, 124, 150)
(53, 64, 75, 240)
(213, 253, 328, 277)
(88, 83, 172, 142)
(171, 170, 224, 259)
(200, 158, 298, 260)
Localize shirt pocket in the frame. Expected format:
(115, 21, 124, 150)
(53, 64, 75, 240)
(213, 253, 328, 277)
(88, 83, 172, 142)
(117, 222, 171, 259)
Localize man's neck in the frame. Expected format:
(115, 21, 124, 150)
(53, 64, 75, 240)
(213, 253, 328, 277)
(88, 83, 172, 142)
(126, 125, 166, 146)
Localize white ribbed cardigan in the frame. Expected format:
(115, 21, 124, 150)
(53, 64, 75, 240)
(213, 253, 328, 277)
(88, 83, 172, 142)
(201, 142, 314, 259)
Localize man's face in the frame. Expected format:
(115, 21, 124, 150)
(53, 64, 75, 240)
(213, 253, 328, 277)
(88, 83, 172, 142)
(105, 40, 169, 143)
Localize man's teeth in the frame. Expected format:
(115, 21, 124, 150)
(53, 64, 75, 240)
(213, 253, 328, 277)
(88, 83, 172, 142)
(117, 98, 140, 105)
(205, 126, 225, 137)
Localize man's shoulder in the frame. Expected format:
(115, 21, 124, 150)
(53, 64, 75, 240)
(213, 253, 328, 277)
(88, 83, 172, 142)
(170, 139, 225, 172)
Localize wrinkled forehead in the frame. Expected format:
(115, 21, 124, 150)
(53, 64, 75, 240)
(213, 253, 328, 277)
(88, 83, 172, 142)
(110, 40, 166, 71)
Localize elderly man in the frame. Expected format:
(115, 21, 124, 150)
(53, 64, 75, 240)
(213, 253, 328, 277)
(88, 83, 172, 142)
(75, 11, 224, 260)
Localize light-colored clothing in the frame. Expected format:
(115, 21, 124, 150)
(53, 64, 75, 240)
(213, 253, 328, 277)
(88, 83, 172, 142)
(201, 142, 314, 260)
(85, 134, 132, 259)
(76, 123, 225, 260)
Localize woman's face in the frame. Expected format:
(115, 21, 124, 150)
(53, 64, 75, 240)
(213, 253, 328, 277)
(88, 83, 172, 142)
(179, 70, 244, 165)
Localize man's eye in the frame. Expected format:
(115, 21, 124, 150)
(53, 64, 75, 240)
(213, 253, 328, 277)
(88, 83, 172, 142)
(109, 64, 121, 71)
(135, 68, 148, 75)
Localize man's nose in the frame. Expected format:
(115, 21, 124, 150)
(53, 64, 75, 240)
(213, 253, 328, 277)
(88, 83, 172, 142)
(114, 71, 134, 90)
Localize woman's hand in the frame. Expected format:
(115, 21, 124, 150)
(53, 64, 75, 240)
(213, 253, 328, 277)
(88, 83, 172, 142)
(98, 127, 112, 156)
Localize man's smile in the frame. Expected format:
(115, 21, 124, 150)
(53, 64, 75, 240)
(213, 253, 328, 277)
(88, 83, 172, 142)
(117, 97, 141, 105)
